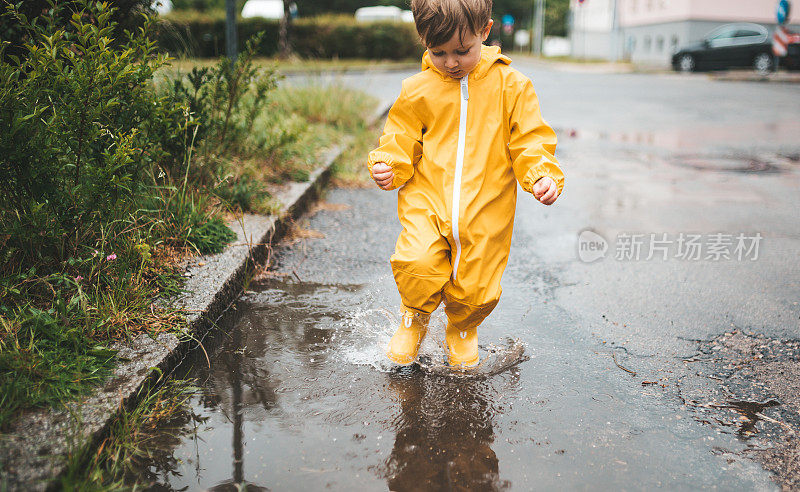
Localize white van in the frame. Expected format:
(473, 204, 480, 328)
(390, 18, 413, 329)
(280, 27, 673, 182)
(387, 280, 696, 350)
(241, 0, 284, 20)
(355, 6, 402, 22)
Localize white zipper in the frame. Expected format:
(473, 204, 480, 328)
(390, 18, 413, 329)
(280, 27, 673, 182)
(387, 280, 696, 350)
(451, 76, 469, 279)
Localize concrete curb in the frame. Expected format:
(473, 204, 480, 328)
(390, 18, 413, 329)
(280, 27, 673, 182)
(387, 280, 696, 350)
(710, 70, 800, 84)
(0, 99, 393, 491)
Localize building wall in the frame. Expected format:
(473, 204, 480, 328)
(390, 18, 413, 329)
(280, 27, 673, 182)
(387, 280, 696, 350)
(619, 0, 692, 26)
(688, 1, 782, 23)
(621, 20, 719, 65)
(571, 0, 615, 31)
(619, 0, 783, 26)
(571, 29, 614, 60)
(569, 0, 617, 59)
(622, 20, 800, 65)
(571, 0, 800, 65)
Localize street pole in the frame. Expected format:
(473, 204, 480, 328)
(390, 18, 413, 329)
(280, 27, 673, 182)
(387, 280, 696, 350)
(610, 0, 619, 62)
(225, 0, 238, 60)
(582, 3, 586, 61)
(533, 0, 545, 56)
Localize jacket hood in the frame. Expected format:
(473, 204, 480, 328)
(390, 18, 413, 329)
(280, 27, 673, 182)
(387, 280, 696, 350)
(421, 44, 511, 81)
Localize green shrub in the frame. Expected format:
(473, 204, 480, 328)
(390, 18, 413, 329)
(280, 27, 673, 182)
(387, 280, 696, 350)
(0, 0, 232, 429)
(0, 1, 188, 266)
(0, 0, 153, 62)
(169, 33, 281, 158)
(163, 31, 303, 211)
(155, 13, 424, 59)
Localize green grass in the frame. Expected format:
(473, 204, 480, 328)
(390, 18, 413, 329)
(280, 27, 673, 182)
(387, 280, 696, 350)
(0, 235, 187, 430)
(332, 123, 385, 188)
(272, 84, 377, 131)
(58, 378, 200, 490)
(0, 304, 117, 429)
(208, 82, 377, 214)
(160, 56, 418, 78)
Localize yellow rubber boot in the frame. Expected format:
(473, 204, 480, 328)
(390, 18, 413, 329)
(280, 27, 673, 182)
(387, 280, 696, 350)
(445, 324, 479, 369)
(386, 309, 430, 365)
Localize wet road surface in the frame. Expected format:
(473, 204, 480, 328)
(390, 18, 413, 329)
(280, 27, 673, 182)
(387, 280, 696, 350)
(138, 65, 800, 490)
(143, 189, 774, 490)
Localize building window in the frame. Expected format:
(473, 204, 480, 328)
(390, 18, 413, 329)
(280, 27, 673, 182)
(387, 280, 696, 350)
(626, 36, 637, 53)
(656, 36, 664, 52)
(671, 35, 679, 52)
(643, 36, 651, 52)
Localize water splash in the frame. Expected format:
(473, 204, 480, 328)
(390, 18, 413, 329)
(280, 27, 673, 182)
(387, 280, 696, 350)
(337, 304, 530, 377)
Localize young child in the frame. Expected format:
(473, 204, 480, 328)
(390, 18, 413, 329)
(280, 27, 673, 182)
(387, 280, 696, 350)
(368, 0, 564, 369)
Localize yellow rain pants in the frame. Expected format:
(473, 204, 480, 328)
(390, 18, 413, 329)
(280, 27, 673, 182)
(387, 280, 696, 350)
(368, 45, 565, 330)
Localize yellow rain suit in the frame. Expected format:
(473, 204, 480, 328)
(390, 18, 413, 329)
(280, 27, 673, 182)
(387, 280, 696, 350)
(368, 45, 565, 331)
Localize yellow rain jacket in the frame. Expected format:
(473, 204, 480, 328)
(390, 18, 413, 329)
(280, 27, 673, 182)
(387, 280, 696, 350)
(368, 45, 564, 330)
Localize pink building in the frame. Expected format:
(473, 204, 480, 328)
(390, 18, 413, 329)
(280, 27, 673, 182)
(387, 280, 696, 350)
(570, 0, 800, 65)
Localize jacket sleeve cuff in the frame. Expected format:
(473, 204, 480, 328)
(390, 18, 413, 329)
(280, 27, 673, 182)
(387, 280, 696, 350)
(368, 150, 410, 190)
(367, 151, 395, 176)
(523, 163, 565, 196)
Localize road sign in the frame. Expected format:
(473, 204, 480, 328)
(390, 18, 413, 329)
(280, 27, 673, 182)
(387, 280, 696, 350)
(578, 0, 586, 4)
(502, 14, 515, 34)
(777, 0, 790, 25)
(773, 25, 789, 56)
(515, 29, 530, 48)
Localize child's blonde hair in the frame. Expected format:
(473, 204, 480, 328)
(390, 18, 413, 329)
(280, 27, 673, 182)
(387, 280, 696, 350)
(410, 0, 492, 48)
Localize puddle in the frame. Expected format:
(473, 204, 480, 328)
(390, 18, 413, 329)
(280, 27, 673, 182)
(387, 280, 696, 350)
(668, 156, 782, 174)
(721, 400, 781, 437)
(678, 330, 800, 487)
(417, 338, 529, 378)
(132, 278, 533, 490)
(341, 305, 529, 378)
(559, 120, 800, 153)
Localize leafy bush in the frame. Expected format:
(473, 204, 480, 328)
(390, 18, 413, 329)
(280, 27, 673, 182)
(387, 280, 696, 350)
(168, 33, 280, 158)
(162, 31, 305, 211)
(0, 0, 153, 61)
(155, 12, 424, 59)
(0, 0, 232, 429)
(0, 1, 187, 266)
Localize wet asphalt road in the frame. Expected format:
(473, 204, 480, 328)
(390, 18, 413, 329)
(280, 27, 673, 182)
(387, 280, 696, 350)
(140, 65, 800, 490)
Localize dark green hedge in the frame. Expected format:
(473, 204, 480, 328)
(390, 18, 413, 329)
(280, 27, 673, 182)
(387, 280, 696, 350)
(155, 13, 425, 59)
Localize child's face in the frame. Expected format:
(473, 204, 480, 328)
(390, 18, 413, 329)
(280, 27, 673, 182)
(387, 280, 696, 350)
(427, 20, 493, 79)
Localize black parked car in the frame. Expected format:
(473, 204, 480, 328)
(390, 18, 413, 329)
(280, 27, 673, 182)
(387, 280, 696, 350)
(671, 23, 800, 74)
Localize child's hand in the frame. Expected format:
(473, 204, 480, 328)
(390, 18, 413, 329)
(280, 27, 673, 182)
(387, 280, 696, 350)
(372, 162, 394, 190)
(533, 176, 559, 205)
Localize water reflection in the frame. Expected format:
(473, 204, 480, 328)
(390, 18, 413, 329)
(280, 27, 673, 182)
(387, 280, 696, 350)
(141, 277, 525, 490)
(384, 368, 513, 491)
(188, 307, 278, 490)
(152, 280, 360, 490)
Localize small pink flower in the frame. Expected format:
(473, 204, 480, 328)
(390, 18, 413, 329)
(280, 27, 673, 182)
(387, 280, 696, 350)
(75, 275, 84, 282)
(93, 250, 99, 256)
(106, 253, 117, 261)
